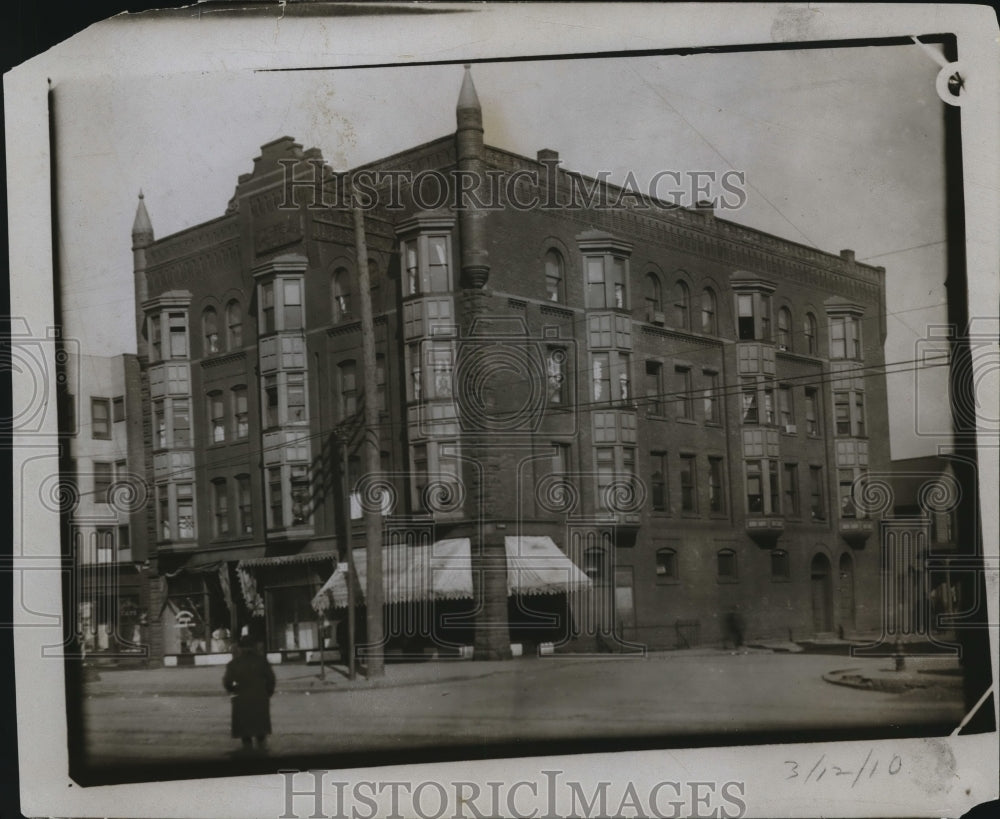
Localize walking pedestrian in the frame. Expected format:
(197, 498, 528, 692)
(223, 635, 276, 754)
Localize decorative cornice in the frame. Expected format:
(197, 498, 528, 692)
(639, 323, 723, 348)
(200, 350, 247, 368)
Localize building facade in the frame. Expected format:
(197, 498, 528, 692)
(64, 352, 149, 661)
(131, 69, 890, 664)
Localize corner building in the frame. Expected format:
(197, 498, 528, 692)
(133, 69, 889, 664)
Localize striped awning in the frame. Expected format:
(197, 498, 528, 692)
(311, 536, 590, 613)
(238, 550, 338, 569)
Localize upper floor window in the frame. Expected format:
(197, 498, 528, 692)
(702, 370, 720, 424)
(804, 388, 820, 436)
(177, 482, 195, 539)
(212, 479, 229, 537)
(332, 267, 352, 322)
(804, 312, 818, 354)
(674, 366, 693, 420)
(91, 398, 111, 440)
(263, 376, 279, 428)
(237, 474, 253, 535)
(672, 281, 690, 330)
(283, 280, 303, 330)
(203, 308, 219, 355)
(112, 396, 125, 422)
(701, 288, 717, 334)
(402, 233, 452, 296)
(679, 453, 697, 512)
(339, 360, 358, 419)
(650, 451, 667, 511)
(577, 232, 632, 310)
(708, 456, 725, 513)
(717, 549, 738, 581)
(809, 465, 826, 521)
(586, 256, 628, 309)
(226, 300, 242, 349)
(261, 282, 275, 334)
(760, 294, 772, 341)
(591, 351, 630, 404)
(737, 294, 755, 340)
(168, 312, 188, 358)
(259, 278, 304, 335)
(207, 391, 225, 443)
(746, 460, 764, 514)
(545, 249, 565, 303)
(547, 347, 567, 406)
(644, 273, 662, 320)
(232, 386, 249, 439)
(732, 280, 775, 341)
(645, 361, 664, 416)
(656, 548, 678, 580)
(144, 307, 188, 361)
(776, 307, 792, 350)
(741, 380, 759, 424)
(829, 314, 862, 360)
(149, 315, 162, 360)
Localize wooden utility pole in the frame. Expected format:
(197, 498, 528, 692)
(353, 203, 385, 678)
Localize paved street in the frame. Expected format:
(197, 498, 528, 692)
(79, 650, 965, 769)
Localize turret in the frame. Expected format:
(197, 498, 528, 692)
(132, 191, 153, 357)
(455, 66, 489, 288)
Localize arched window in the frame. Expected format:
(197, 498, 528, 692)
(656, 548, 678, 580)
(777, 307, 792, 350)
(332, 267, 352, 322)
(804, 312, 818, 355)
(544, 249, 564, 303)
(202, 307, 219, 355)
(771, 549, 790, 579)
(673, 280, 690, 329)
(717, 548, 738, 580)
(644, 273, 662, 320)
(700, 288, 717, 334)
(225, 300, 242, 350)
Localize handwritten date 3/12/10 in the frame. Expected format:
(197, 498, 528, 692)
(784, 750, 902, 787)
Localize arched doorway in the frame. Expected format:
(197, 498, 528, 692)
(810, 553, 834, 634)
(838, 552, 856, 633)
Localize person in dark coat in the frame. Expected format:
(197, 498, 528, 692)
(223, 635, 276, 753)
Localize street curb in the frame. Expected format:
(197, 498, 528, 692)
(822, 667, 962, 694)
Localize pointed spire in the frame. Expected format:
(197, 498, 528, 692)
(132, 189, 154, 244)
(457, 64, 481, 112)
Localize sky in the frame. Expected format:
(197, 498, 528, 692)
(52, 16, 953, 460)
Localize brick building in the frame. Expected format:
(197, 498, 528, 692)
(131, 68, 890, 664)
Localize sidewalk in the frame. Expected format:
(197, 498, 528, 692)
(82, 647, 771, 698)
(823, 654, 963, 695)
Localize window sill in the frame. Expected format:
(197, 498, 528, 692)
(717, 577, 740, 585)
(675, 417, 697, 425)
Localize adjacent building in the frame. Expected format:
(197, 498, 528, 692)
(64, 352, 148, 661)
(130, 68, 891, 664)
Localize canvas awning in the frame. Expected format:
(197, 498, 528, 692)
(237, 550, 338, 569)
(311, 536, 590, 613)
